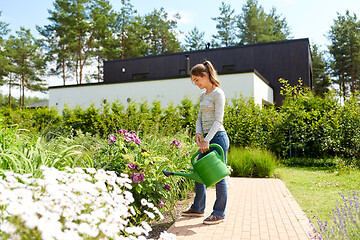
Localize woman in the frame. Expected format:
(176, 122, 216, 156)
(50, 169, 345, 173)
(181, 60, 230, 225)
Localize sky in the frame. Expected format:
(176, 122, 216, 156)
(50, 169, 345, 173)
(1, 0, 360, 98)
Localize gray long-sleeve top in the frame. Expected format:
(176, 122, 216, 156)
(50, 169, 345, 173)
(196, 87, 226, 142)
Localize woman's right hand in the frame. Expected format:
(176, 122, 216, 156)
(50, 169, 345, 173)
(196, 133, 202, 147)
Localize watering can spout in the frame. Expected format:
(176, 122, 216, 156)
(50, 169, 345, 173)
(162, 170, 204, 184)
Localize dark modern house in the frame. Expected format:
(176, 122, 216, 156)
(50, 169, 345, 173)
(49, 38, 312, 112)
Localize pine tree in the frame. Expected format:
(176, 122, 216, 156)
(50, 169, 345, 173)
(211, 2, 237, 47)
(328, 10, 360, 99)
(0, 11, 10, 83)
(5, 28, 46, 108)
(90, 0, 120, 82)
(311, 44, 331, 96)
(143, 8, 182, 55)
(237, 0, 290, 44)
(184, 27, 206, 51)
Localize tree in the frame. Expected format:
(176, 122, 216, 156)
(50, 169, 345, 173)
(328, 10, 360, 99)
(311, 44, 331, 96)
(143, 8, 182, 55)
(184, 27, 206, 51)
(38, 0, 79, 85)
(0, 11, 10, 82)
(237, 0, 291, 44)
(211, 2, 237, 47)
(116, 0, 137, 59)
(5, 28, 47, 108)
(90, 0, 120, 82)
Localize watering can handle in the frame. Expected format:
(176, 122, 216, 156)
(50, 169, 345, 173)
(190, 143, 225, 166)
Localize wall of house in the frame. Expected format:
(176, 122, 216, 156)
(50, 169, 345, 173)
(49, 72, 273, 113)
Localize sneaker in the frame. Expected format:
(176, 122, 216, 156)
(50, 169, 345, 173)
(181, 209, 204, 217)
(203, 215, 224, 225)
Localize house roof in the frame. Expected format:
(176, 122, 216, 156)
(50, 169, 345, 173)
(103, 38, 312, 106)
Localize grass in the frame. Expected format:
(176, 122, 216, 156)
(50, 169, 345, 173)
(276, 166, 360, 221)
(228, 147, 278, 177)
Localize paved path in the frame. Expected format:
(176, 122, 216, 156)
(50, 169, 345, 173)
(166, 177, 312, 240)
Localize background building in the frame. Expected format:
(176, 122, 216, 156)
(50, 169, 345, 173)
(49, 38, 312, 112)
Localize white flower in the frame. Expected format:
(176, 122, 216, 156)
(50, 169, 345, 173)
(141, 199, 148, 206)
(129, 206, 136, 216)
(62, 229, 82, 240)
(6, 202, 24, 216)
(141, 221, 152, 233)
(147, 202, 155, 208)
(144, 210, 155, 219)
(99, 222, 119, 237)
(0, 221, 17, 234)
(77, 222, 92, 234)
(123, 191, 134, 203)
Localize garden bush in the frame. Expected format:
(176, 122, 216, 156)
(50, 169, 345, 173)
(2, 79, 360, 162)
(227, 147, 278, 178)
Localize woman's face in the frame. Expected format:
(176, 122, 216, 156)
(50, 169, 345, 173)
(191, 73, 210, 90)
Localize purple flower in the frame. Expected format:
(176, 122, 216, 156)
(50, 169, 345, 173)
(170, 140, 181, 148)
(141, 149, 148, 152)
(132, 172, 145, 183)
(124, 132, 141, 145)
(127, 163, 138, 170)
(117, 129, 127, 134)
(164, 184, 171, 191)
(109, 134, 116, 143)
(158, 199, 165, 208)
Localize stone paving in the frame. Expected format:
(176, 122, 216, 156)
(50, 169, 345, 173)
(166, 177, 313, 240)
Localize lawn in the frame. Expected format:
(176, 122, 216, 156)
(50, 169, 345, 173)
(276, 166, 360, 221)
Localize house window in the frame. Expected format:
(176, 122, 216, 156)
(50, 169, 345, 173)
(133, 73, 149, 80)
(223, 65, 235, 72)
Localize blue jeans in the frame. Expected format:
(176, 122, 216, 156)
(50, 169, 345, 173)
(190, 131, 230, 219)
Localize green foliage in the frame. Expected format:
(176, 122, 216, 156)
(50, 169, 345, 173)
(0, 127, 91, 178)
(237, 0, 291, 45)
(2, 83, 360, 163)
(224, 94, 279, 148)
(328, 10, 360, 98)
(228, 147, 277, 177)
(211, 2, 237, 47)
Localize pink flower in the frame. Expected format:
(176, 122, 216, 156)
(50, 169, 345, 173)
(109, 134, 116, 143)
(158, 199, 165, 208)
(132, 172, 145, 183)
(164, 184, 171, 191)
(127, 163, 138, 170)
(117, 129, 127, 134)
(170, 140, 181, 148)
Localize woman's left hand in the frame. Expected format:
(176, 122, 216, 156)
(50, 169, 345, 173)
(199, 141, 209, 153)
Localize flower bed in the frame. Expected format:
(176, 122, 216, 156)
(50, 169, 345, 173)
(0, 165, 176, 239)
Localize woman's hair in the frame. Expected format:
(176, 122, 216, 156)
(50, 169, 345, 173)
(190, 60, 220, 87)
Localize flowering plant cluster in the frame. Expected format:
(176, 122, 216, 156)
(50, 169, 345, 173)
(95, 129, 173, 215)
(309, 189, 360, 239)
(94, 129, 143, 176)
(0, 166, 176, 240)
(124, 155, 171, 212)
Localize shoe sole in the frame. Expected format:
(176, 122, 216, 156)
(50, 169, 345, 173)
(181, 213, 204, 217)
(203, 219, 224, 225)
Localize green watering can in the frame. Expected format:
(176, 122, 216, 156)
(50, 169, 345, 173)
(162, 143, 230, 188)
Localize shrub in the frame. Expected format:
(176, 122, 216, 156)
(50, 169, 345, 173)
(228, 147, 277, 178)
